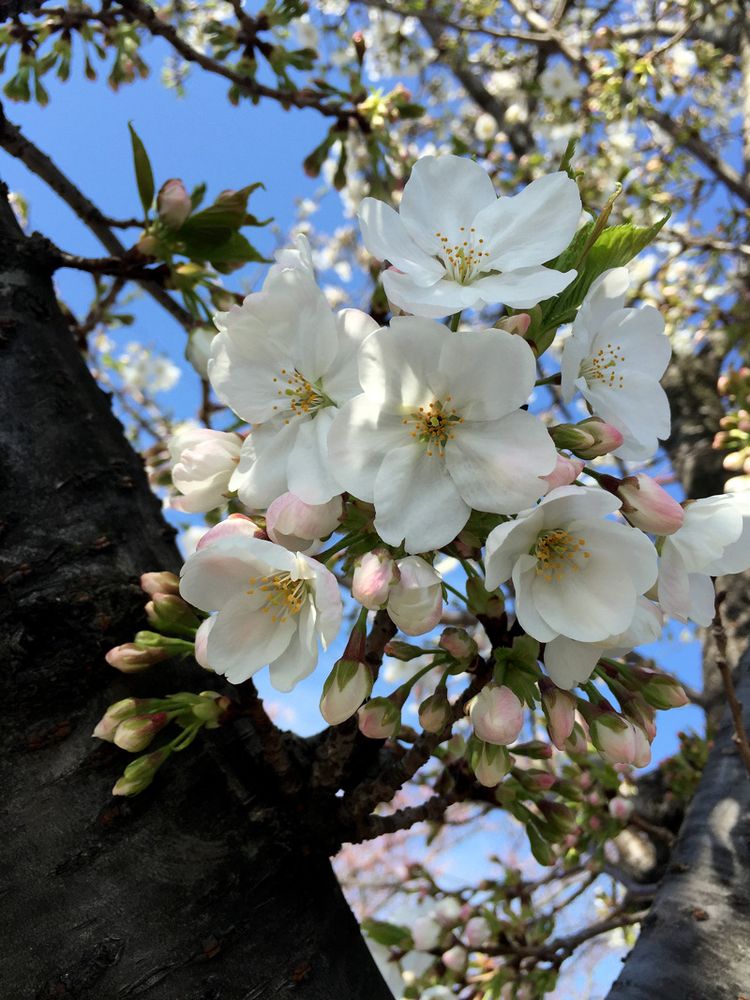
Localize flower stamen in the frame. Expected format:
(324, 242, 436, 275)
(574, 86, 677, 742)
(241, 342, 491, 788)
(533, 529, 590, 582)
(246, 572, 307, 623)
(580, 343, 626, 390)
(404, 398, 464, 458)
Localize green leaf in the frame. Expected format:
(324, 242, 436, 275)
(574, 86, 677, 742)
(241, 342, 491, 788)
(180, 183, 266, 238)
(181, 230, 269, 272)
(128, 122, 155, 216)
(539, 211, 670, 339)
(362, 919, 414, 950)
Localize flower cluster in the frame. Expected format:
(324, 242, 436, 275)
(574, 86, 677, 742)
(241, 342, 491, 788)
(101, 152, 750, 810)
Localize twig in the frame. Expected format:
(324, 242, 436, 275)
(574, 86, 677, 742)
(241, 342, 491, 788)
(712, 594, 750, 779)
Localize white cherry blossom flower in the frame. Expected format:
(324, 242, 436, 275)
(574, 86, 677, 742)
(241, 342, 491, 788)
(209, 267, 378, 506)
(485, 486, 658, 643)
(358, 154, 581, 318)
(168, 426, 242, 513)
(658, 492, 750, 626)
(328, 318, 557, 552)
(561, 268, 671, 461)
(540, 62, 583, 102)
(543, 598, 663, 689)
(180, 534, 342, 690)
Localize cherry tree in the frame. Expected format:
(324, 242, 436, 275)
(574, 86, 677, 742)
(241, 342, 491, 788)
(3, 1, 750, 998)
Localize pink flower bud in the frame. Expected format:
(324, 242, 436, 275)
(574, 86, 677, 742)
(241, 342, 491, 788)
(574, 417, 625, 458)
(145, 592, 201, 633)
(541, 684, 576, 750)
(352, 548, 399, 610)
(383, 639, 425, 660)
(469, 685, 524, 746)
(194, 616, 215, 670)
(496, 313, 531, 336)
(196, 513, 263, 551)
(136, 232, 160, 257)
(442, 944, 467, 972)
(113, 712, 170, 752)
(157, 179, 192, 228)
(521, 769, 556, 792)
(412, 915, 442, 951)
(640, 671, 690, 709)
(541, 453, 585, 492)
(418, 688, 452, 733)
(387, 556, 442, 636)
(266, 492, 343, 552)
(564, 722, 589, 755)
(471, 741, 511, 787)
(608, 796, 634, 821)
(105, 643, 172, 673)
(320, 659, 373, 726)
(92, 698, 145, 741)
(590, 714, 637, 765)
(438, 627, 477, 663)
(358, 697, 401, 739)
(631, 725, 652, 768)
(169, 427, 242, 514)
(464, 915, 493, 948)
(140, 571, 180, 596)
(617, 474, 685, 535)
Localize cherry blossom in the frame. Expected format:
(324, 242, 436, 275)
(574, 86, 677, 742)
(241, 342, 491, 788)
(168, 426, 242, 513)
(329, 318, 557, 552)
(358, 154, 581, 318)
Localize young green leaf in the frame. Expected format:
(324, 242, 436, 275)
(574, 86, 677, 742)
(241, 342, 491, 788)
(128, 122, 155, 216)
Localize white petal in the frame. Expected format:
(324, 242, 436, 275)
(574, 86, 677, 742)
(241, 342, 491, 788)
(446, 411, 556, 513)
(512, 555, 559, 643)
(382, 268, 481, 319)
(358, 197, 444, 283)
(358, 319, 445, 408)
(209, 592, 296, 684)
(373, 444, 470, 553)
(673, 495, 743, 571)
(179, 536, 292, 611)
(437, 328, 537, 421)
(544, 636, 602, 689)
(472, 172, 581, 269)
(581, 519, 658, 596)
(537, 484, 621, 526)
(231, 420, 300, 508)
(399, 154, 497, 249)
(485, 513, 543, 590)
(657, 543, 692, 622)
(327, 396, 406, 502)
(304, 555, 343, 648)
(573, 267, 630, 335)
(322, 308, 380, 404)
(686, 573, 716, 627)
(286, 409, 342, 504)
(471, 266, 577, 310)
(267, 603, 319, 691)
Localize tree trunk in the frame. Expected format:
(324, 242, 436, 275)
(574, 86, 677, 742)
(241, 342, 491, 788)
(0, 188, 392, 999)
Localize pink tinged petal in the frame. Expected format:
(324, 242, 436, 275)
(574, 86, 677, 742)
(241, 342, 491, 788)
(231, 419, 301, 509)
(437, 329, 537, 421)
(472, 171, 582, 270)
(512, 555, 559, 643)
(209, 592, 297, 684)
(382, 268, 482, 319)
(327, 396, 407, 502)
(305, 557, 343, 648)
(484, 512, 544, 590)
(357, 197, 444, 283)
(446, 411, 556, 514)
(194, 615, 215, 670)
(373, 444, 471, 553)
(398, 154, 497, 250)
(286, 409, 342, 505)
(536, 484, 621, 526)
(322, 308, 380, 404)
(470, 267, 577, 310)
(544, 636, 602, 689)
(267, 603, 319, 692)
(197, 514, 262, 550)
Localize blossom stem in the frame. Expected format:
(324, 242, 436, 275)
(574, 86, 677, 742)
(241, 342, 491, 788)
(316, 531, 360, 563)
(534, 372, 562, 387)
(443, 580, 469, 604)
(449, 311, 462, 332)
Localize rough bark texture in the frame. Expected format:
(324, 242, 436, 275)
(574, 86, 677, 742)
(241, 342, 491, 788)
(607, 645, 750, 999)
(0, 190, 393, 999)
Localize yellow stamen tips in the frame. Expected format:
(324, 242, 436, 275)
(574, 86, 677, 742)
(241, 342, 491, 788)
(433, 228, 492, 284)
(405, 398, 464, 458)
(581, 343, 626, 389)
(272, 367, 330, 420)
(246, 572, 306, 623)
(533, 529, 591, 582)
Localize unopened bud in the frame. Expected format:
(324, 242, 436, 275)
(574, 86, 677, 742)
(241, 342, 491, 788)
(352, 548, 399, 610)
(640, 671, 690, 710)
(358, 697, 401, 739)
(590, 714, 637, 765)
(145, 592, 202, 634)
(469, 685, 524, 746)
(442, 944, 467, 972)
(434, 896, 462, 927)
(320, 659, 373, 726)
(136, 232, 160, 257)
(388, 555, 442, 636)
(564, 722, 589, 755)
(93, 697, 147, 741)
(112, 748, 171, 796)
(608, 795, 634, 821)
(526, 822, 556, 866)
(470, 739, 511, 788)
(552, 418, 623, 459)
(418, 688, 452, 733)
(157, 178, 192, 229)
(352, 29, 366, 64)
(113, 712, 170, 752)
(631, 724, 652, 768)
(383, 640, 425, 661)
(439, 627, 477, 664)
(464, 915, 493, 948)
(541, 682, 577, 749)
(105, 642, 173, 673)
(496, 313, 531, 336)
(518, 768, 556, 792)
(541, 453, 585, 492)
(140, 571, 180, 596)
(266, 492, 343, 552)
(616, 474, 684, 535)
(538, 799, 577, 836)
